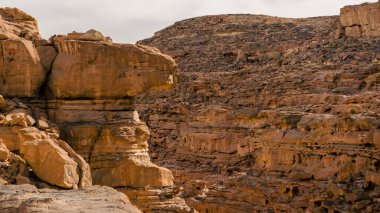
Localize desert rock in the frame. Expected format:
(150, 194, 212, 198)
(48, 32, 176, 99)
(20, 139, 92, 189)
(340, 2, 380, 37)
(0, 184, 141, 213)
(0, 7, 40, 40)
(136, 8, 380, 212)
(0, 141, 10, 161)
(0, 95, 4, 108)
(0, 39, 46, 97)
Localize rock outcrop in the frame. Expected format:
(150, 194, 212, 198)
(136, 5, 380, 212)
(340, 2, 380, 37)
(2, 2, 379, 213)
(0, 39, 46, 97)
(0, 184, 141, 213)
(0, 8, 46, 97)
(0, 8, 193, 213)
(49, 32, 176, 98)
(0, 7, 40, 40)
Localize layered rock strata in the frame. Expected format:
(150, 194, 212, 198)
(0, 7, 193, 213)
(136, 2, 380, 212)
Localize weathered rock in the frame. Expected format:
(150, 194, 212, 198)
(120, 187, 195, 213)
(93, 158, 174, 188)
(0, 140, 10, 161)
(0, 95, 4, 108)
(340, 2, 380, 37)
(65, 29, 111, 44)
(136, 9, 380, 212)
(20, 139, 91, 189)
(0, 7, 41, 40)
(36, 45, 57, 72)
(0, 184, 141, 213)
(0, 39, 46, 97)
(48, 32, 176, 99)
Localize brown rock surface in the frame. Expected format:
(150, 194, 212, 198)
(48, 32, 176, 99)
(20, 139, 92, 189)
(0, 141, 10, 161)
(0, 95, 4, 108)
(340, 2, 380, 37)
(0, 7, 193, 213)
(0, 184, 141, 213)
(120, 186, 195, 213)
(0, 39, 46, 97)
(136, 9, 380, 212)
(0, 7, 40, 40)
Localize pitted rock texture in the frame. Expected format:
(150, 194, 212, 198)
(137, 9, 380, 213)
(0, 184, 141, 213)
(340, 2, 380, 37)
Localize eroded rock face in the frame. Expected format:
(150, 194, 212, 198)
(340, 2, 380, 37)
(46, 99, 175, 189)
(0, 7, 192, 213)
(48, 33, 176, 99)
(137, 11, 380, 212)
(0, 8, 46, 98)
(0, 39, 46, 97)
(0, 184, 141, 213)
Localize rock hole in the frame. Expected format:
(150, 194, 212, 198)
(314, 200, 322, 207)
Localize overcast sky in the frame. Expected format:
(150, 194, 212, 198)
(0, 0, 377, 43)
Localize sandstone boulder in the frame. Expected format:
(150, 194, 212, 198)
(0, 126, 48, 151)
(48, 32, 176, 99)
(0, 39, 46, 97)
(340, 2, 380, 37)
(20, 139, 92, 189)
(4, 111, 36, 127)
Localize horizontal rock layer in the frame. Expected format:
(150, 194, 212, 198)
(137, 13, 380, 212)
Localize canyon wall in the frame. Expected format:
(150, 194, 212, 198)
(136, 2, 380, 212)
(0, 2, 379, 213)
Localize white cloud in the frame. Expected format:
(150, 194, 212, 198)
(0, 0, 377, 43)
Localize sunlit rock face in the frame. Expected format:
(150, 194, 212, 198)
(49, 33, 176, 99)
(0, 8, 194, 213)
(340, 2, 380, 37)
(136, 4, 380, 212)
